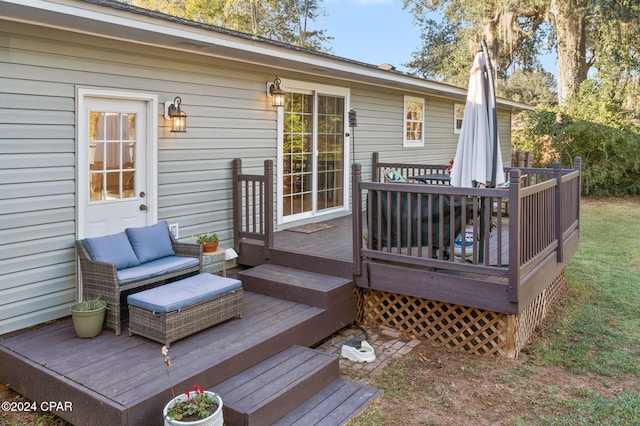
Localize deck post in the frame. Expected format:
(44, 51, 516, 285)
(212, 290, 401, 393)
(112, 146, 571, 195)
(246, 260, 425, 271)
(553, 162, 563, 263)
(264, 159, 274, 261)
(507, 169, 522, 304)
(372, 152, 379, 182)
(352, 163, 363, 276)
(232, 158, 242, 255)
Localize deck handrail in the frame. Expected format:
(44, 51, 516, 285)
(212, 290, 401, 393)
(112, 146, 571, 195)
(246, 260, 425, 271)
(359, 155, 582, 306)
(357, 172, 510, 278)
(232, 158, 273, 260)
(372, 152, 450, 183)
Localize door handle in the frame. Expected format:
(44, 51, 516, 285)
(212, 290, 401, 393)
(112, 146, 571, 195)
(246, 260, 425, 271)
(139, 204, 148, 211)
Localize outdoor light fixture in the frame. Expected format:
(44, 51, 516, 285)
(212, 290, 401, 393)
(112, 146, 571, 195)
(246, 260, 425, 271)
(164, 96, 187, 132)
(267, 77, 285, 107)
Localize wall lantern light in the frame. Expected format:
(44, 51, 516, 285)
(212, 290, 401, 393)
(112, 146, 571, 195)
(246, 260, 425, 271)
(267, 77, 285, 108)
(164, 96, 187, 132)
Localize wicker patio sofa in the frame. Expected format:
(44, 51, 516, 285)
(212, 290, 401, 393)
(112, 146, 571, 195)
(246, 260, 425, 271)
(76, 221, 202, 335)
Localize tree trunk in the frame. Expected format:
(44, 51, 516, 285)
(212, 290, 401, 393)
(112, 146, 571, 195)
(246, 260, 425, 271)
(549, 0, 589, 104)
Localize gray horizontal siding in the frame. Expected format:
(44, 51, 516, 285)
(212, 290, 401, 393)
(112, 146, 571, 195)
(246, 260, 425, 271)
(1, 24, 79, 333)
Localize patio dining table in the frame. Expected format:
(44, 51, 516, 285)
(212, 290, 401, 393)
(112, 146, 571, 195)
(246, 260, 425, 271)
(411, 173, 451, 185)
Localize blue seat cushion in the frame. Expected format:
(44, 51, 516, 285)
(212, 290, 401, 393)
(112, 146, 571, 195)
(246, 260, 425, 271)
(83, 232, 140, 270)
(127, 274, 242, 313)
(117, 256, 199, 285)
(125, 221, 174, 263)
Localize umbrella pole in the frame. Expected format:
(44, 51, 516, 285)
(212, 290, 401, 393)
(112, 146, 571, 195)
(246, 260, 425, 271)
(480, 40, 498, 264)
(480, 40, 499, 188)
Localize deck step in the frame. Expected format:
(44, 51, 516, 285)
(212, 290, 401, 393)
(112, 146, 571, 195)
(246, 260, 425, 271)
(238, 264, 355, 309)
(214, 345, 339, 426)
(268, 248, 355, 279)
(273, 378, 380, 426)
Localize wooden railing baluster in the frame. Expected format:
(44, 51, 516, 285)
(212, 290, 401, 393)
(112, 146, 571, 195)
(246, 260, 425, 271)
(231, 158, 273, 263)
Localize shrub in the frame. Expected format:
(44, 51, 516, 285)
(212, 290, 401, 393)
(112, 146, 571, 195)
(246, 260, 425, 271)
(513, 98, 640, 196)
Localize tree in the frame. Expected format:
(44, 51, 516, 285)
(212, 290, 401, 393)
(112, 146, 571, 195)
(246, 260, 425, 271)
(499, 69, 557, 105)
(130, 0, 332, 50)
(404, 0, 548, 85)
(404, 0, 640, 106)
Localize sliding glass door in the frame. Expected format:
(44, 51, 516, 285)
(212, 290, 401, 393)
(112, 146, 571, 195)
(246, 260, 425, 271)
(279, 82, 349, 223)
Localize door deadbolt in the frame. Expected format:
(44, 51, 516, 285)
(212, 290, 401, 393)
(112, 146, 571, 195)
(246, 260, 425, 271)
(139, 191, 146, 198)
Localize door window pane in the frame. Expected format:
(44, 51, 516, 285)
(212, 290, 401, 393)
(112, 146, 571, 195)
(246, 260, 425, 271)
(283, 93, 314, 216)
(89, 111, 137, 201)
(317, 95, 344, 211)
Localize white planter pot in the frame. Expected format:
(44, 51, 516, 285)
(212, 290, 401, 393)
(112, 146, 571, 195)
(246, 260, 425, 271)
(163, 391, 223, 426)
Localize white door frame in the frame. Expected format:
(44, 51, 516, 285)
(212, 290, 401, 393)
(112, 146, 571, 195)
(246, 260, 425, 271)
(75, 88, 158, 240)
(275, 79, 351, 225)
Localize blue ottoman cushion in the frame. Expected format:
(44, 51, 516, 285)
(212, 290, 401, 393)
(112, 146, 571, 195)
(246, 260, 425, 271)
(127, 274, 242, 314)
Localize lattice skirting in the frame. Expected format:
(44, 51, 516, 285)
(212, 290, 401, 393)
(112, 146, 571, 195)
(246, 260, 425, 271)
(356, 270, 566, 358)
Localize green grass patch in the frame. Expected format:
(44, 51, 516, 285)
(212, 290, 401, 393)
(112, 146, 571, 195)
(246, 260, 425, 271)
(538, 390, 640, 425)
(533, 199, 640, 377)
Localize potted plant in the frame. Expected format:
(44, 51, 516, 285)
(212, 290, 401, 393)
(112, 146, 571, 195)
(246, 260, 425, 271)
(162, 346, 224, 426)
(69, 297, 107, 338)
(190, 232, 219, 253)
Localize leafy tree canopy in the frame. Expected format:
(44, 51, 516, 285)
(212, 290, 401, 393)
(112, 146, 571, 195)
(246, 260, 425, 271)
(130, 0, 332, 50)
(403, 0, 640, 108)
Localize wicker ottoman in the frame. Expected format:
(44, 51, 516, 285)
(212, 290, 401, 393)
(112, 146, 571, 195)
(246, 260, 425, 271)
(127, 273, 243, 346)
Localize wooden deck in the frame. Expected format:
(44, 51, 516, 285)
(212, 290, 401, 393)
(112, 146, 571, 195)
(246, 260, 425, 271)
(233, 156, 580, 358)
(0, 285, 367, 425)
(274, 216, 355, 261)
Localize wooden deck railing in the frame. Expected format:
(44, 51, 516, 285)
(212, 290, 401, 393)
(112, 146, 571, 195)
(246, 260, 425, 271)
(359, 170, 510, 277)
(358, 154, 582, 312)
(230, 154, 580, 313)
(232, 159, 273, 261)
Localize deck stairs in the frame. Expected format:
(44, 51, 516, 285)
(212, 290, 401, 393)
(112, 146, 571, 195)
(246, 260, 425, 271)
(221, 264, 379, 425)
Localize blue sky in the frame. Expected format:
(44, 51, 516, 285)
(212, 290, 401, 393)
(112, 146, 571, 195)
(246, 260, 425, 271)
(319, 0, 558, 77)
(320, 0, 421, 73)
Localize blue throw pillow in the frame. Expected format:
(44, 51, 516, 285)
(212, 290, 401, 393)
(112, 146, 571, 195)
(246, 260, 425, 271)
(84, 232, 140, 270)
(125, 221, 175, 263)
(385, 170, 406, 183)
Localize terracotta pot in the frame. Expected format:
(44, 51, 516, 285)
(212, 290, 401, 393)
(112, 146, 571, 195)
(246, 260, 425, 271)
(202, 242, 218, 253)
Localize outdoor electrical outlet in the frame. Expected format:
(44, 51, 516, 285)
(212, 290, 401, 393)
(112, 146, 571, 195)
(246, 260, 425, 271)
(169, 223, 179, 238)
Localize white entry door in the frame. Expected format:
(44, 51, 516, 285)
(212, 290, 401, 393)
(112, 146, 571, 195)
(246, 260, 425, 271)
(77, 91, 157, 238)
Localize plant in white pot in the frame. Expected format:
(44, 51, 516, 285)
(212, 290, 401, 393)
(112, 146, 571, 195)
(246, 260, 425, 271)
(162, 346, 224, 426)
(69, 297, 107, 338)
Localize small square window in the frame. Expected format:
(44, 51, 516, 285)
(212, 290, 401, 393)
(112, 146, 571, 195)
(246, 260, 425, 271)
(454, 103, 465, 134)
(404, 96, 424, 147)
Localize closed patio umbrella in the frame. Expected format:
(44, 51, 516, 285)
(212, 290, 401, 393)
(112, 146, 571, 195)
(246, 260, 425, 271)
(450, 41, 505, 188)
